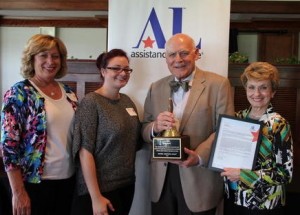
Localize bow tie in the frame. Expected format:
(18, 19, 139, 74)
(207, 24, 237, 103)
(169, 80, 190, 92)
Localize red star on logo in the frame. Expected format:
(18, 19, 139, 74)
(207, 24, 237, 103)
(142, 36, 155, 48)
(251, 130, 259, 142)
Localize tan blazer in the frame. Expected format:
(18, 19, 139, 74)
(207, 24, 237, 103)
(142, 68, 235, 212)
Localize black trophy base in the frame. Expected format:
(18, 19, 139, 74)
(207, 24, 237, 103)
(152, 135, 190, 161)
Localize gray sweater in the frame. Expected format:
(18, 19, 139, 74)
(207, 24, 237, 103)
(72, 92, 141, 195)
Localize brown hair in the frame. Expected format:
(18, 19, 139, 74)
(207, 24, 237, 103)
(21, 34, 68, 79)
(96, 49, 129, 84)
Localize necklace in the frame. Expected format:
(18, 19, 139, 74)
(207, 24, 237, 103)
(30, 78, 58, 97)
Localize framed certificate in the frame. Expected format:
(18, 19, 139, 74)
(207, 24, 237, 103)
(208, 114, 263, 172)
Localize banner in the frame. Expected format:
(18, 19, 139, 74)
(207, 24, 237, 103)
(108, 1, 231, 214)
(108, 0, 231, 116)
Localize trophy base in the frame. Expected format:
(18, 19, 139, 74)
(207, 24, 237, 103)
(152, 135, 190, 161)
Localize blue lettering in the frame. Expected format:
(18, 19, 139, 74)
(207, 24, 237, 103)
(133, 7, 185, 49)
(133, 8, 165, 49)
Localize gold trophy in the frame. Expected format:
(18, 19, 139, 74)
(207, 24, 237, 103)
(152, 98, 190, 160)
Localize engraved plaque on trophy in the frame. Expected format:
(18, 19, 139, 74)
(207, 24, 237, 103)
(152, 98, 190, 160)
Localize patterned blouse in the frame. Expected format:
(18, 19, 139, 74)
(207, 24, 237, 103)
(224, 104, 293, 210)
(1, 79, 77, 183)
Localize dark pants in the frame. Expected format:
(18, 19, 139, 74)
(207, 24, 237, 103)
(151, 163, 216, 215)
(0, 175, 12, 215)
(224, 189, 284, 215)
(71, 184, 135, 215)
(25, 175, 75, 215)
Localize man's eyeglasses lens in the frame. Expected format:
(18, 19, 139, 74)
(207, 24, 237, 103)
(167, 51, 190, 59)
(106, 67, 133, 74)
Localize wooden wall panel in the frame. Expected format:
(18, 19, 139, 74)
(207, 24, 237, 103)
(0, 16, 108, 28)
(85, 82, 100, 94)
(1, 1, 300, 14)
(231, 1, 300, 14)
(0, 0, 108, 10)
(259, 32, 299, 63)
(59, 60, 99, 100)
(61, 81, 77, 94)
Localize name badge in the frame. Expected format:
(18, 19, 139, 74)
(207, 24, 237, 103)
(126, 108, 137, 116)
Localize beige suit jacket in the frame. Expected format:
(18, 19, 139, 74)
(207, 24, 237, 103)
(142, 68, 235, 212)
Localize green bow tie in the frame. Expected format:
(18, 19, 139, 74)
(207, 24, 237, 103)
(169, 80, 190, 92)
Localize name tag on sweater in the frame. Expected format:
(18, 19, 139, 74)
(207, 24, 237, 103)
(126, 108, 137, 116)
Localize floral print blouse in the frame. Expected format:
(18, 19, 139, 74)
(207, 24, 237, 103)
(1, 79, 77, 183)
(224, 104, 293, 210)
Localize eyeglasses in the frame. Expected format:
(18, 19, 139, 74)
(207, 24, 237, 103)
(167, 51, 190, 59)
(106, 67, 133, 74)
(166, 49, 197, 59)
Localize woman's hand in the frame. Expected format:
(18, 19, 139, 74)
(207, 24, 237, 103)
(221, 168, 241, 182)
(12, 187, 31, 215)
(91, 195, 115, 215)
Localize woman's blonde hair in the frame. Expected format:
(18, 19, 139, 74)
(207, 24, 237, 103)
(21, 34, 68, 79)
(240, 61, 280, 91)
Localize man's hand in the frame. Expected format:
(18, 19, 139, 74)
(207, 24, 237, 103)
(169, 148, 200, 168)
(153, 111, 175, 133)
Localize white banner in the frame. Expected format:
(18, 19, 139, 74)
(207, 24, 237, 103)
(108, 1, 231, 214)
(109, 0, 231, 116)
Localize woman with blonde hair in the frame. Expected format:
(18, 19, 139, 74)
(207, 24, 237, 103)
(1, 34, 78, 215)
